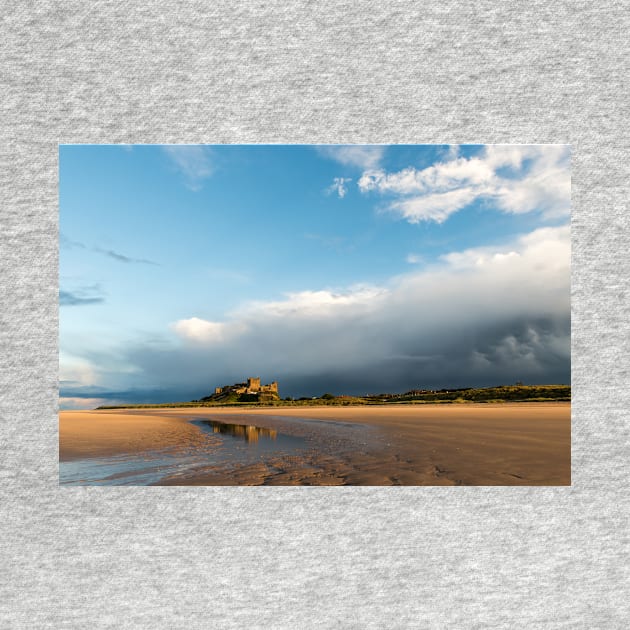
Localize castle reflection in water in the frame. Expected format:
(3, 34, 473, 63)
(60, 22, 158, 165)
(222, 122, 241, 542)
(205, 420, 278, 443)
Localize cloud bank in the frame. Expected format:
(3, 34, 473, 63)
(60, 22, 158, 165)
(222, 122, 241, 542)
(67, 224, 570, 402)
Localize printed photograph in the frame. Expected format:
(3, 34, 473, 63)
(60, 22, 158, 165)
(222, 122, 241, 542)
(59, 144, 571, 485)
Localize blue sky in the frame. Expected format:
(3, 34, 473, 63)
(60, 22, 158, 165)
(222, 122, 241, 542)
(60, 144, 571, 408)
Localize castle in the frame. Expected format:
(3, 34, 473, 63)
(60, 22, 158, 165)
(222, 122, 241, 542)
(213, 377, 279, 397)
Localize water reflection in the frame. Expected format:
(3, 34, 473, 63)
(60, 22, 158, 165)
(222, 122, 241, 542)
(200, 420, 278, 443)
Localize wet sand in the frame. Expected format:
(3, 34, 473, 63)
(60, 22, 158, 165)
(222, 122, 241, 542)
(60, 403, 570, 486)
(59, 410, 214, 460)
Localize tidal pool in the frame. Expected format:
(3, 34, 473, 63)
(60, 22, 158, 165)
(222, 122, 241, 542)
(60, 417, 310, 486)
(192, 418, 306, 448)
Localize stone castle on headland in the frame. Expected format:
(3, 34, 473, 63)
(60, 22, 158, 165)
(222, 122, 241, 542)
(214, 377, 278, 396)
(201, 377, 279, 403)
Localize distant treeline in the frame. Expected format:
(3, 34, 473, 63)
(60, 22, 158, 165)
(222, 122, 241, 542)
(95, 384, 570, 410)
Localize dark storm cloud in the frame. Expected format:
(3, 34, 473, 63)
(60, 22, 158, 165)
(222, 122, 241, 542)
(82, 317, 568, 401)
(115, 313, 569, 400)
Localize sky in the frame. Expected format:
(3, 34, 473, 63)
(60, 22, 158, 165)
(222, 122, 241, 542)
(59, 144, 571, 408)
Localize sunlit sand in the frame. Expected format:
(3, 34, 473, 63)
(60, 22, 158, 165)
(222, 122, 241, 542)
(60, 403, 570, 486)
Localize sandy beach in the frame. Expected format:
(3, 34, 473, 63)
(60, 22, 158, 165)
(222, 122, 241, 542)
(59, 403, 570, 486)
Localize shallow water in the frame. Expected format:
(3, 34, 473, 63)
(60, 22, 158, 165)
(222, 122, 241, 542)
(59, 452, 208, 486)
(60, 417, 311, 486)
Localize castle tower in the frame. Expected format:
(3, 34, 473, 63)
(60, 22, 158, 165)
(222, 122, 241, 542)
(247, 377, 261, 392)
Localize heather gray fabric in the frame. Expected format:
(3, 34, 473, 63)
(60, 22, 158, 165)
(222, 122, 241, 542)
(1, 2, 628, 628)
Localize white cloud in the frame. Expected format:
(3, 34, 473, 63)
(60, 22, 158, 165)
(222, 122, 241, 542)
(316, 145, 385, 170)
(236, 286, 388, 319)
(444, 144, 460, 160)
(175, 226, 569, 340)
(388, 187, 483, 223)
(358, 145, 570, 223)
(326, 177, 352, 198)
(494, 163, 571, 216)
(483, 145, 535, 170)
(441, 225, 569, 272)
(172, 287, 388, 344)
(163, 145, 214, 190)
(59, 354, 97, 386)
(358, 158, 494, 196)
(406, 254, 423, 264)
(171, 317, 246, 344)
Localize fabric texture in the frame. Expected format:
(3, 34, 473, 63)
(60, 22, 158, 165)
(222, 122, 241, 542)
(1, 2, 628, 628)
